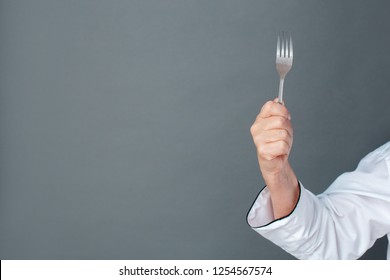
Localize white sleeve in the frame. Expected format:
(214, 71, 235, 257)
(247, 142, 390, 259)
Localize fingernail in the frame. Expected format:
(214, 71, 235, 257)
(288, 115, 291, 120)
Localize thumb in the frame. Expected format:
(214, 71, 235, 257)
(273, 97, 285, 105)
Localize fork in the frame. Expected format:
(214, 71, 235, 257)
(276, 32, 293, 104)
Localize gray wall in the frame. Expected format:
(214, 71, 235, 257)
(0, 0, 389, 259)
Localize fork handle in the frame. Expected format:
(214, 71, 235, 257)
(278, 78, 284, 104)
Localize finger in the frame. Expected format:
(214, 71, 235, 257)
(273, 97, 284, 105)
(262, 116, 293, 136)
(258, 141, 291, 160)
(252, 129, 292, 155)
(261, 129, 292, 144)
(250, 117, 293, 139)
(257, 100, 291, 120)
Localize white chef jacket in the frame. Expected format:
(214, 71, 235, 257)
(247, 141, 390, 259)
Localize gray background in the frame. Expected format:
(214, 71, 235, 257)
(0, 0, 389, 259)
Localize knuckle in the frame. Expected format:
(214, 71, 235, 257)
(280, 141, 290, 153)
(250, 123, 262, 137)
(275, 117, 285, 127)
(265, 100, 274, 108)
(289, 127, 294, 137)
(252, 135, 261, 147)
(258, 144, 269, 158)
(262, 101, 273, 112)
(280, 130, 288, 139)
(258, 144, 266, 155)
(263, 154, 274, 161)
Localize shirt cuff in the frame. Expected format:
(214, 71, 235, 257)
(246, 182, 323, 259)
(246, 181, 302, 228)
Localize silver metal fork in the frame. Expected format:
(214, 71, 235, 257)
(276, 32, 293, 104)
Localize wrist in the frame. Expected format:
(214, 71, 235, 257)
(262, 163, 300, 219)
(262, 162, 298, 193)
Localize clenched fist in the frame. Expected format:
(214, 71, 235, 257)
(250, 99, 293, 177)
(250, 99, 299, 219)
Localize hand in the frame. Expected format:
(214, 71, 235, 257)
(250, 99, 298, 218)
(250, 99, 293, 181)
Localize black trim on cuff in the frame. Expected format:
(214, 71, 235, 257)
(246, 181, 302, 229)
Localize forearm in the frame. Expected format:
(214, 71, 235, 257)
(261, 161, 299, 219)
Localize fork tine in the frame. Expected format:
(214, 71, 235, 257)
(275, 31, 293, 104)
(276, 31, 294, 59)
